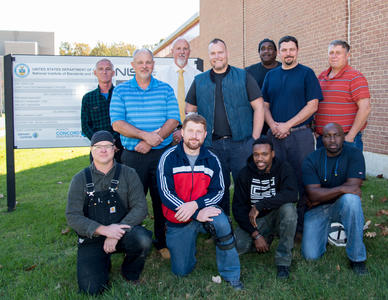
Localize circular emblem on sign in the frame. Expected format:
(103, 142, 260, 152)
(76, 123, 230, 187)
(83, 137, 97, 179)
(14, 63, 30, 78)
(32, 132, 38, 138)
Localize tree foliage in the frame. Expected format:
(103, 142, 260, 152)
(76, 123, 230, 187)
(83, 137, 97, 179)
(59, 41, 137, 56)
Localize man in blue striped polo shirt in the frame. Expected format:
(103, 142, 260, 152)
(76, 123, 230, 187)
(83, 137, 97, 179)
(110, 48, 180, 259)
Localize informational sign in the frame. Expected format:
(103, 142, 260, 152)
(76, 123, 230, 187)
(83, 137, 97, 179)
(11, 55, 199, 148)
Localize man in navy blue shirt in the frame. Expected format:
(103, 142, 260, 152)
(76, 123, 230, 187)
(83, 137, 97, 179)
(261, 35, 323, 237)
(301, 123, 367, 275)
(246, 38, 281, 137)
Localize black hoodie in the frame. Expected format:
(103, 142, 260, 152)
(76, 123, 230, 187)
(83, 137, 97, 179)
(232, 155, 298, 234)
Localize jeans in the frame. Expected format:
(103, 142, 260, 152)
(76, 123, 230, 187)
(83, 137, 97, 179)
(121, 147, 168, 249)
(316, 132, 363, 151)
(268, 127, 315, 233)
(235, 203, 297, 266)
(209, 137, 254, 215)
(302, 193, 366, 262)
(77, 226, 152, 295)
(166, 211, 240, 281)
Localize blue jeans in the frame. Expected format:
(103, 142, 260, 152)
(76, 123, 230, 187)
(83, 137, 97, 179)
(316, 132, 363, 151)
(166, 211, 240, 281)
(302, 194, 366, 262)
(209, 137, 254, 215)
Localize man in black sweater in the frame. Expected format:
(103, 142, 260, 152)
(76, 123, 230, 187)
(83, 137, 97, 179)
(232, 137, 298, 279)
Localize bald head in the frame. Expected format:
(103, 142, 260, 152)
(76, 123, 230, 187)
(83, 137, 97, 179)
(322, 123, 345, 156)
(323, 123, 344, 136)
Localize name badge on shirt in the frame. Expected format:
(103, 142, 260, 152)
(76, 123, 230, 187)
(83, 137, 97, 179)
(110, 206, 116, 214)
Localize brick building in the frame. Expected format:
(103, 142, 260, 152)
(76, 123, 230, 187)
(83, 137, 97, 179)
(154, 0, 388, 176)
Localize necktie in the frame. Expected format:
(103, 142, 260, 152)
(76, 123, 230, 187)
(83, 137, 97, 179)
(177, 69, 185, 122)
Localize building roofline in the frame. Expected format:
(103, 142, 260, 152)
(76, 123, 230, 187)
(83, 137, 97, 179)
(153, 12, 199, 55)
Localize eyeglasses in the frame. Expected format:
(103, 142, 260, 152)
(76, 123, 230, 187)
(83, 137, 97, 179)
(92, 144, 114, 151)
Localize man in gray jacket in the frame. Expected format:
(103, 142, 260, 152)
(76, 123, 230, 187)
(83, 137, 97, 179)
(66, 130, 152, 295)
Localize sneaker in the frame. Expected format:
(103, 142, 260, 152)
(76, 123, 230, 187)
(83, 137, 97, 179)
(277, 266, 290, 279)
(226, 280, 244, 291)
(158, 248, 171, 259)
(350, 261, 368, 275)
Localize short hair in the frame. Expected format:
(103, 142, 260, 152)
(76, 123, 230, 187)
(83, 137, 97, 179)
(329, 40, 350, 52)
(258, 38, 277, 53)
(133, 48, 154, 60)
(209, 38, 227, 49)
(253, 136, 273, 151)
(182, 113, 207, 130)
(95, 58, 114, 70)
(278, 35, 298, 49)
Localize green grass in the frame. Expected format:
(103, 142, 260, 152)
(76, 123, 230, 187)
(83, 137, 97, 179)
(0, 136, 387, 299)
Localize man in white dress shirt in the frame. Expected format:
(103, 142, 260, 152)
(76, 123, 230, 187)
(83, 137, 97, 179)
(158, 38, 201, 143)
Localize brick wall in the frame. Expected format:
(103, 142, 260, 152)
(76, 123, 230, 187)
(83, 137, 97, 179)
(196, 0, 388, 155)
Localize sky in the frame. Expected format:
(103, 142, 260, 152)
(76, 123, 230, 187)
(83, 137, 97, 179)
(0, 0, 199, 52)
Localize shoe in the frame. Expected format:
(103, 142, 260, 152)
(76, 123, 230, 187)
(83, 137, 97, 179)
(226, 280, 244, 291)
(350, 261, 368, 275)
(277, 266, 290, 279)
(121, 271, 141, 285)
(158, 248, 171, 259)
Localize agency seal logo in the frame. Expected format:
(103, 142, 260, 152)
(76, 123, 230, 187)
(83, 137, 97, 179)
(14, 63, 30, 78)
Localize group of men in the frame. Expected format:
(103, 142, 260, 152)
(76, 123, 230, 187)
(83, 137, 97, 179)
(66, 35, 371, 295)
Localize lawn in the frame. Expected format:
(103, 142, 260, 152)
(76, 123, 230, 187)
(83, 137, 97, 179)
(0, 136, 387, 299)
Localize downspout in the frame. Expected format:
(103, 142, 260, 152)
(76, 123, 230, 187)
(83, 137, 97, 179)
(347, 0, 351, 64)
(243, 0, 246, 68)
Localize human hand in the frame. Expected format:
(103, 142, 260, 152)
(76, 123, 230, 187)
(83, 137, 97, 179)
(96, 224, 130, 239)
(344, 134, 355, 143)
(249, 206, 259, 228)
(135, 141, 152, 154)
(175, 201, 198, 222)
(270, 122, 281, 136)
(196, 206, 221, 222)
(254, 235, 269, 253)
(103, 237, 119, 254)
(143, 131, 163, 147)
(172, 130, 182, 144)
(274, 122, 291, 139)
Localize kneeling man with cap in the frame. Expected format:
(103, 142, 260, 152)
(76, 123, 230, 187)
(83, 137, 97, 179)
(66, 130, 152, 295)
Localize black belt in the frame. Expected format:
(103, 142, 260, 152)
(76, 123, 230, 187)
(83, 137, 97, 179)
(290, 124, 311, 133)
(212, 135, 232, 141)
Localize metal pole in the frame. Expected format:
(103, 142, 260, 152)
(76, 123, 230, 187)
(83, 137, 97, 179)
(4, 54, 16, 212)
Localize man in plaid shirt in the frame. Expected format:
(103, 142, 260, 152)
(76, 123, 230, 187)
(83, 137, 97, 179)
(81, 58, 123, 162)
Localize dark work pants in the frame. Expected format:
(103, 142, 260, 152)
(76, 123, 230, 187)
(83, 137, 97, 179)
(267, 128, 315, 234)
(121, 147, 168, 249)
(209, 137, 254, 216)
(77, 226, 152, 295)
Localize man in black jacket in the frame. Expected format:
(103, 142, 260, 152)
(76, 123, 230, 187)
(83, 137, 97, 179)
(232, 137, 298, 279)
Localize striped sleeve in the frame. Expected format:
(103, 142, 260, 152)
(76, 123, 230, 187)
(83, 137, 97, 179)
(349, 72, 370, 102)
(157, 146, 185, 211)
(193, 151, 225, 208)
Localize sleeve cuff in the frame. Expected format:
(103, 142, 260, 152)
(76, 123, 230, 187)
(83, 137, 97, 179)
(195, 199, 206, 209)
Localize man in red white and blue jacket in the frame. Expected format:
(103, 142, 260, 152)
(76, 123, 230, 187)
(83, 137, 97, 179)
(157, 114, 242, 290)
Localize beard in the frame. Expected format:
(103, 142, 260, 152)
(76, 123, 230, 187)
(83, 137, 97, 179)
(184, 139, 202, 150)
(176, 57, 187, 68)
(284, 57, 295, 66)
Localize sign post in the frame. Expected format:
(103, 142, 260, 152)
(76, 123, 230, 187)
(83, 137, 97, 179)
(4, 55, 16, 211)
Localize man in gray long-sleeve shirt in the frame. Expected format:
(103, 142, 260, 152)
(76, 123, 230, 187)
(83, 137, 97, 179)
(66, 130, 152, 295)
